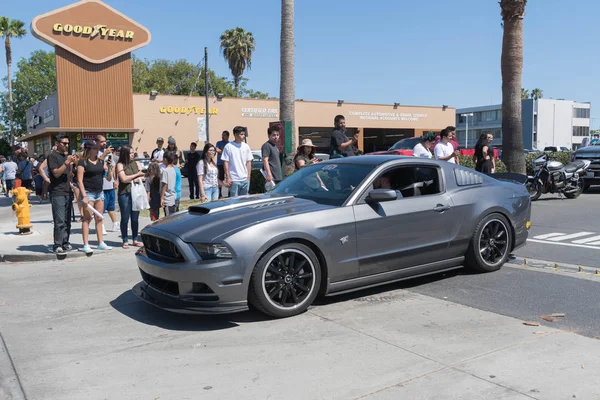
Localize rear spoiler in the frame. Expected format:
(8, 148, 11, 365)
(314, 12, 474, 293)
(489, 172, 528, 185)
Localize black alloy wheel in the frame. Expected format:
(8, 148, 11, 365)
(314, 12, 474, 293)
(465, 213, 512, 273)
(249, 243, 321, 318)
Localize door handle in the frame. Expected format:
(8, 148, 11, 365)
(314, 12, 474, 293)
(433, 204, 451, 212)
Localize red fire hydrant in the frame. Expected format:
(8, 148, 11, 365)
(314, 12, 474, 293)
(11, 187, 33, 235)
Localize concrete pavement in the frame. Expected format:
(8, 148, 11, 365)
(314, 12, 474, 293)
(1, 253, 599, 400)
(0, 195, 152, 262)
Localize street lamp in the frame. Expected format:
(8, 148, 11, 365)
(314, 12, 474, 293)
(461, 113, 474, 148)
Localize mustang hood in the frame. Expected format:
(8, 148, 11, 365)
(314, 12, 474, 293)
(575, 145, 600, 156)
(145, 194, 334, 242)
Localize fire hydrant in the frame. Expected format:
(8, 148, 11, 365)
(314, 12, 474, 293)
(11, 187, 33, 235)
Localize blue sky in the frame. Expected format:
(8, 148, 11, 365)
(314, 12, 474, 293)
(2, 0, 599, 127)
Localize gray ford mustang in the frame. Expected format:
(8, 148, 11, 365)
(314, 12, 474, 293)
(133, 156, 531, 318)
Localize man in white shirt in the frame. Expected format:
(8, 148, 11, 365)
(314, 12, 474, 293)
(434, 129, 460, 164)
(413, 134, 434, 158)
(221, 126, 253, 197)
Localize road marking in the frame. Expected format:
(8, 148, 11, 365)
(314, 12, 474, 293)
(532, 233, 566, 240)
(572, 235, 600, 244)
(527, 239, 600, 251)
(546, 232, 595, 242)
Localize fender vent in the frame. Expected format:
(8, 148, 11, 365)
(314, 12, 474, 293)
(454, 169, 483, 186)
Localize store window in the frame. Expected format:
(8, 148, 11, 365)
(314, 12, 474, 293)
(573, 108, 590, 119)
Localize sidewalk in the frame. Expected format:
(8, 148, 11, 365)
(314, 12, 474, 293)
(0, 195, 153, 262)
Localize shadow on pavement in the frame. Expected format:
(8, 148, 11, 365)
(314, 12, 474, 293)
(16, 244, 53, 253)
(110, 289, 272, 331)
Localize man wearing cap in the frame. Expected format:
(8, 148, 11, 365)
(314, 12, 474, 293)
(261, 125, 283, 191)
(151, 137, 165, 162)
(222, 126, 253, 197)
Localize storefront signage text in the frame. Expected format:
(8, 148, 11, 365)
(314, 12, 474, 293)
(349, 111, 428, 122)
(160, 106, 218, 116)
(241, 107, 278, 118)
(52, 23, 134, 40)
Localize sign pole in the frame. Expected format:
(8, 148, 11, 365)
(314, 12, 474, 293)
(204, 47, 210, 144)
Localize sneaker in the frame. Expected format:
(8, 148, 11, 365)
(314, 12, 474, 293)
(53, 246, 65, 254)
(63, 243, 74, 252)
(97, 242, 112, 251)
(79, 244, 94, 254)
(111, 222, 120, 232)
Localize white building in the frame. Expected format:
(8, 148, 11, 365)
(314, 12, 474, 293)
(456, 98, 591, 150)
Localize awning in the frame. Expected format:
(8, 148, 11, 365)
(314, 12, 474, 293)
(17, 127, 139, 142)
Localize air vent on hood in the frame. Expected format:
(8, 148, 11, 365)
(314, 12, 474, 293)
(188, 206, 210, 214)
(188, 196, 295, 215)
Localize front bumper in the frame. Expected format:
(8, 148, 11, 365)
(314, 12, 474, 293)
(133, 230, 256, 315)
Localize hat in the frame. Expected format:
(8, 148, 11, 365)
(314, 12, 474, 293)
(84, 140, 100, 149)
(156, 137, 164, 142)
(300, 138, 316, 148)
(168, 136, 176, 145)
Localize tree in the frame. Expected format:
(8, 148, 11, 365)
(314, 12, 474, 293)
(521, 88, 529, 99)
(530, 88, 543, 100)
(280, 0, 296, 151)
(500, 0, 528, 174)
(0, 17, 27, 146)
(219, 27, 255, 96)
(0, 50, 56, 137)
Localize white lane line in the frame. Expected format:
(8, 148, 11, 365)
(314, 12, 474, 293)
(532, 233, 566, 240)
(527, 239, 600, 250)
(572, 235, 600, 244)
(546, 232, 595, 242)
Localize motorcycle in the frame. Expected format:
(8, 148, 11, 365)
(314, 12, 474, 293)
(526, 153, 591, 201)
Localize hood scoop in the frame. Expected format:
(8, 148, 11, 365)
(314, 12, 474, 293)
(188, 196, 295, 215)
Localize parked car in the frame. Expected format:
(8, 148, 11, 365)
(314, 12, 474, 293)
(369, 137, 498, 158)
(135, 157, 151, 173)
(573, 140, 600, 191)
(133, 155, 531, 318)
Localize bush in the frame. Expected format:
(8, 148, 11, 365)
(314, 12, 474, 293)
(457, 155, 507, 173)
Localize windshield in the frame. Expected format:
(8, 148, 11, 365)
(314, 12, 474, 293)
(272, 163, 375, 206)
(389, 138, 420, 150)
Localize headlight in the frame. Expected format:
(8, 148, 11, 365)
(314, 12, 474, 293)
(192, 243, 233, 259)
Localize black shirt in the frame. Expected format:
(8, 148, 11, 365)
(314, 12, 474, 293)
(261, 141, 282, 181)
(187, 151, 201, 172)
(77, 158, 104, 192)
(330, 129, 355, 157)
(47, 151, 72, 196)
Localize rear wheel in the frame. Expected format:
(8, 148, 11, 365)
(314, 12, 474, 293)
(248, 243, 321, 318)
(526, 180, 542, 201)
(565, 179, 584, 199)
(465, 214, 512, 273)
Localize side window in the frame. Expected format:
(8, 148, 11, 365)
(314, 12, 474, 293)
(360, 166, 442, 202)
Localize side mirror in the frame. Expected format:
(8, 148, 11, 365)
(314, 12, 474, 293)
(366, 189, 400, 203)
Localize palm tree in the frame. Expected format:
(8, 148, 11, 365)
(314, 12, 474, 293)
(521, 88, 529, 99)
(280, 0, 295, 151)
(500, 0, 527, 174)
(219, 27, 255, 97)
(0, 17, 27, 147)
(530, 88, 543, 100)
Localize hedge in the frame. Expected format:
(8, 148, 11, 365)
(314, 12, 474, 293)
(524, 151, 572, 176)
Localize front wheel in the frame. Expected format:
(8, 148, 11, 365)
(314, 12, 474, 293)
(465, 213, 513, 273)
(526, 180, 543, 201)
(248, 243, 321, 318)
(564, 179, 584, 199)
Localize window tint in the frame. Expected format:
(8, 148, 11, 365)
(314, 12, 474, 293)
(363, 166, 442, 200)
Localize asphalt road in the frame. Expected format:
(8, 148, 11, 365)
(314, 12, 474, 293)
(515, 186, 600, 267)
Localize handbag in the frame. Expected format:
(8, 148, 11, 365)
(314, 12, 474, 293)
(131, 180, 150, 211)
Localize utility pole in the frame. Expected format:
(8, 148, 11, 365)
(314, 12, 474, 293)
(204, 47, 210, 143)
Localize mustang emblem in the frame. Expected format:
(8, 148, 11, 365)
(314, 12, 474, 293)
(340, 235, 349, 245)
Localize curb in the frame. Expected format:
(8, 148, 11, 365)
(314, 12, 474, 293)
(509, 256, 600, 276)
(0, 331, 26, 400)
(0, 251, 87, 263)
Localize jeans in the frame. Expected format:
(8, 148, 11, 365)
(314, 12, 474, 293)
(188, 173, 199, 199)
(204, 186, 218, 202)
(5, 179, 14, 194)
(230, 180, 249, 197)
(50, 195, 72, 250)
(118, 193, 139, 243)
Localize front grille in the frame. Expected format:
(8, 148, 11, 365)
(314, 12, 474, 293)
(141, 234, 184, 263)
(140, 269, 180, 296)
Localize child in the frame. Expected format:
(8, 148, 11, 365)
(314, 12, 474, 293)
(145, 162, 162, 221)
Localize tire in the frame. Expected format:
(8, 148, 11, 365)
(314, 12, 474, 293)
(564, 180, 584, 199)
(465, 213, 513, 273)
(526, 180, 542, 201)
(248, 243, 321, 318)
